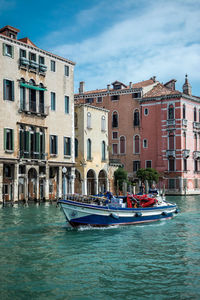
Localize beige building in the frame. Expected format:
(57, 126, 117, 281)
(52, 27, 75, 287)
(0, 25, 75, 202)
(74, 103, 116, 195)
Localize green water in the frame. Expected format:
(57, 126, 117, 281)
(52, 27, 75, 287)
(0, 196, 200, 300)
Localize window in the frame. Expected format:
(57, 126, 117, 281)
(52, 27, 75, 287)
(75, 138, 78, 158)
(20, 79, 26, 110)
(64, 65, 69, 76)
(132, 92, 141, 98)
(144, 108, 148, 116)
(4, 165, 12, 178)
(120, 136, 126, 154)
(97, 96, 102, 103)
(65, 96, 69, 114)
(169, 132, 175, 150)
(194, 134, 197, 151)
(39, 129, 45, 159)
(4, 128, 14, 151)
(133, 161, 140, 172)
(183, 104, 186, 119)
(85, 98, 94, 104)
(51, 92, 56, 111)
(87, 112, 91, 129)
(39, 56, 45, 65)
(50, 135, 57, 154)
(101, 116, 106, 131)
(194, 107, 197, 122)
(143, 139, 148, 148)
(111, 95, 119, 101)
(133, 109, 140, 126)
(112, 111, 118, 128)
(3, 43, 13, 58)
(29, 52, 36, 62)
(87, 139, 92, 160)
(169, 159, 175, 171)
(168, 179, 175, 189)
(102, 141, 106, 161)
(183, 159, 187, 171)
(39, 84, 44, 114)
(3, 79, 14, 101)
(64, 137, 71, 156)
(168, 104, 174, 120)
(112, 132, 118, 139)
(29, 80, 36, 112)
(51, 60, 56, 72)
(20, 49, 26, 58)
(183, 132, 186, 149)
(112, 144, 118, 155)
(134, 135, 140, 154)
(146, 160, 152, 168)
(194, 160, 198, 172)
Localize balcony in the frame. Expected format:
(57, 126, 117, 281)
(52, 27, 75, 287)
(19, 57, 29, 68)
(19, 151, 46, 160)
(182, 119, 188, 127)
(182, 149, 190, 158)
(193, 122, 200, 130)
(166, 119, 175, 126)
(166, 150, 176, 158)
(19, 102, 49, 117)
(19, 59, 47, 75)
(193, 151, 200, 159)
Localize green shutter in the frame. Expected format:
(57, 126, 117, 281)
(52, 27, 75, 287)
(25, 131, 30, 152)
(56, 136, 58, 154)
(11, 81, 14, 101)
(50, 136, 52, 154)
(4, 128, 6, 150)
(2, 43, 6, 56)
(42, 133, 45, 153)
(64, 137, 66, 155)
(3, 79, 6, 100)
(11, 46, 14, 58)
(11, 129, 14, 151)
(69, 138, 71, 155)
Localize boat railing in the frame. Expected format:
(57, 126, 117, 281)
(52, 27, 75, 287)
(65, 194, 107, 205)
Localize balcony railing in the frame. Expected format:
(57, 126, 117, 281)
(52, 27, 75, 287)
(166, 150, 176, 158)
(182, 149, 190, 158)
(182, 119, 188, 126)
(19, 151, 46, 160)
(193, 151, 200, 159)
(166, 119, 175, 126)
(193, 122, 200, 130)
(19, 58, 47, 74)
(19, 102, 49, 116)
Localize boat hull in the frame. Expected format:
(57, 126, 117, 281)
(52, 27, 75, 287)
(58, 199, 178, 227)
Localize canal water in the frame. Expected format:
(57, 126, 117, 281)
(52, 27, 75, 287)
(0, 196, 200, 300)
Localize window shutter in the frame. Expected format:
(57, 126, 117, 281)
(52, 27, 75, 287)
(3, 79, 6, 100)
(64, 137, 66, 155)
(35, 132, 40, 153)
(25, 131, 30, 152)
(2, 43, 6, 56)
(42, 133, 45, 154)
(11, 46, 14, 58)
(11, 81, 14, 101)
(69, 138, 71, 155)
(11, 129, 14, 151)
(55, 136, 58, 154)
(50, 136, 52, 154)
(4, 128, 6, 150)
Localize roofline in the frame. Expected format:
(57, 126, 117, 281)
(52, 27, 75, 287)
(0, 33, 76, 66)
(141, 92, 200, 103)
(75, 103, 110, 112)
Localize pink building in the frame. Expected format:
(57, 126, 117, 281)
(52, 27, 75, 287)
(75, 76, 200, 194)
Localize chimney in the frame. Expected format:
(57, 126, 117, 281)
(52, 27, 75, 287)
(107, 84, 110, 92)
(129, 82, 132, 88)
(79, 81, 85, 94)
(164, 79, 177, 91)
(150, 76, 156, 83)
(182, 74, 192, 96)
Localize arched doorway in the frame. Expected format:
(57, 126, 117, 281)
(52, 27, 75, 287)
(98, 170, 107, 193)
(28, 168, 37, 200)
(87, 169, 96, 195)
(74, 169, 82, 194)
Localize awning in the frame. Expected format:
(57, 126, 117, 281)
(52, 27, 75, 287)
(20, 82, 47, 91)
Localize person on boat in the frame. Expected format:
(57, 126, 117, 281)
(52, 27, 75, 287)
(148, 184, 158, 196)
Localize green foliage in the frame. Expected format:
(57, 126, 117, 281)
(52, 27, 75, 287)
(136, 168, 159, 184)
(114, 167, 128, 190)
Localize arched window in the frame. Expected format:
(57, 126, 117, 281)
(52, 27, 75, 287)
(87, 139, 91, 160)
(29, 79, 36, 112)
(112, 111, 118, 128)
(194, 134, 197, 151)
(169, 132, 175, 150)
(120, 136, 126, 154)
(87, 112, 91, 129)
(20, 78, 26, 110)
(39, 83, 44, 113)
(101, 116, 106, 131)
(168, 104, 174, 120)
(75, 138, 78, 158)
(194, 107, 197, 122)
(183, 104, 186, 119)
(183, 132, 186, 149)
(133, 109, 140, 126)
(134, 135, 140, 154)
(102, 141, 106, 161)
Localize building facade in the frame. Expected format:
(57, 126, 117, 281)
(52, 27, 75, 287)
(0, 25, 75, 202)
(74, 103, 116, 195)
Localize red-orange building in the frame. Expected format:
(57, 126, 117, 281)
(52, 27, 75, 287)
(75, 75, 200, 195)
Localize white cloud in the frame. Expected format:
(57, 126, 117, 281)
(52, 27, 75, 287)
(50, 0, 200, 95)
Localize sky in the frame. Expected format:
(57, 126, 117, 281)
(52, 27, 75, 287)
(1, 0, 200, 95)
